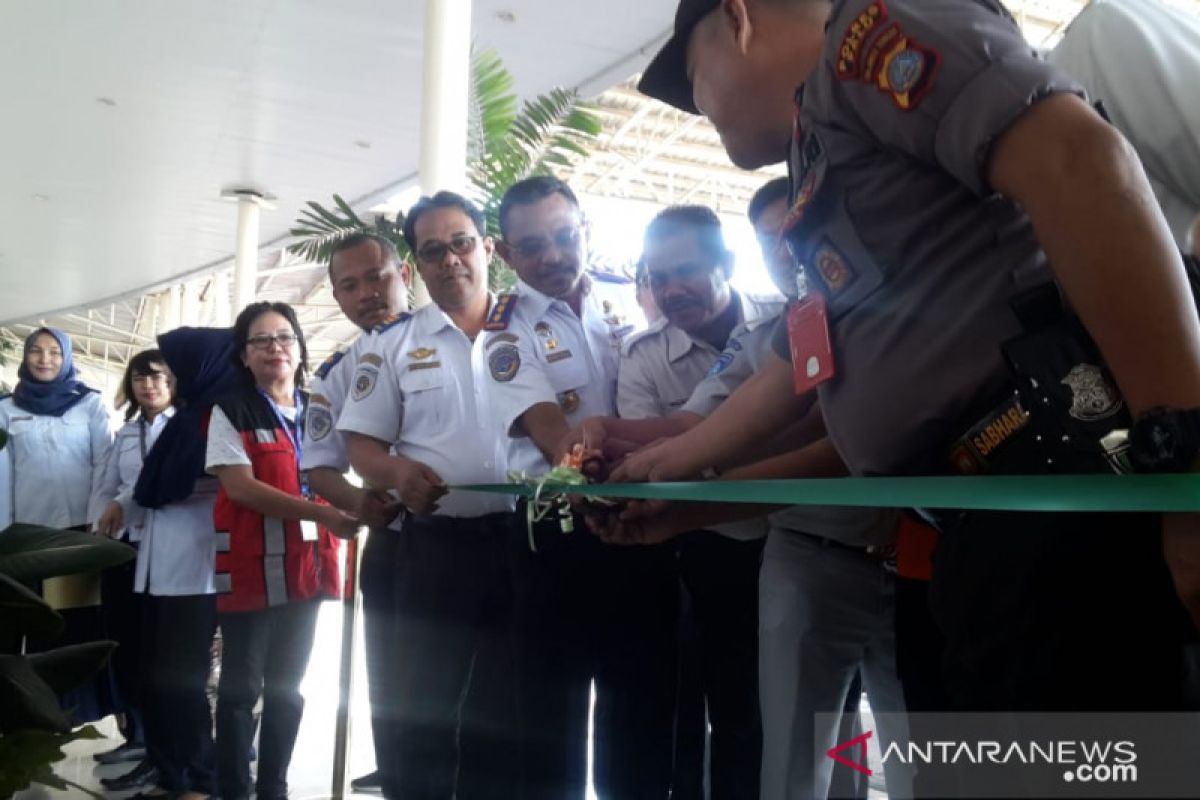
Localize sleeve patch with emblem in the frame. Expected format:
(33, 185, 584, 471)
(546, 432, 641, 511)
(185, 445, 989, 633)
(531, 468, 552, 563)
(861, 22, 940, 111)
(836, 0, 889, 80)
(708, 352, 735, 378)
(307, 403, 334, 441)
(352, 364, 380, 400)
(489, 343, 521, 382)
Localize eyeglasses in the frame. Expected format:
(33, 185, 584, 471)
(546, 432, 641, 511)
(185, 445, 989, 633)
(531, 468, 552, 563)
(132, 373, 169, 385)
(647, 262, 707, 289)
(417, 235, 477, 265)
(247, 332, 298, 351)
(509, 227, 582, 260)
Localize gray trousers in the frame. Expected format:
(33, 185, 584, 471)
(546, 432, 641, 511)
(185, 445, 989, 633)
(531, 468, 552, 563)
(758, 529, 912, 800)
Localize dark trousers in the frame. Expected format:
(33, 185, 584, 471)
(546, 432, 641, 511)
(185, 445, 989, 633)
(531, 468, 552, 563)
(368, 514, 519, 800)
(216, 599, 321, 800)
(514, 510, 678, 800)
(671, 532, 763, 800)
(142, 593, 218, 794)
(361, 527, 403, 781)
(100, 546, 145, 746)
(931, 509, 1192, 712)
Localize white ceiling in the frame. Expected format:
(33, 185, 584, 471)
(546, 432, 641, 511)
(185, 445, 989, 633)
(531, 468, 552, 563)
(0, 0, 672, 324)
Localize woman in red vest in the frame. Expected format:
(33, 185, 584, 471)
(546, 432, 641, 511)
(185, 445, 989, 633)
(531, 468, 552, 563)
(205, 301, 359, 800)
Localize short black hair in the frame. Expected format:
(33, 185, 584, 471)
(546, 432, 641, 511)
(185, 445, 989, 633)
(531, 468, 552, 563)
(644, 205, 730, 265)
(119, 348, 168, 421)
(748, 177, 790, 226)
(231, 301, 309, 387)
(328, 233, 401, 282)
(498, 176, 581, 238)
(402, 191, 486, 253)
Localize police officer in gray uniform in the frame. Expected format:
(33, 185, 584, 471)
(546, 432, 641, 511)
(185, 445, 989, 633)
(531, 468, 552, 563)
(626, 0, 1200, 732)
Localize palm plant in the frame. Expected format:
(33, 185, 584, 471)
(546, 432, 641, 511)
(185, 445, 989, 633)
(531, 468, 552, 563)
(288, 48, 601, 292)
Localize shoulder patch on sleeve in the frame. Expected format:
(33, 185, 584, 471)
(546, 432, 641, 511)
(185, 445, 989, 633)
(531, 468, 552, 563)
(860, 22, 941, 111)
(484, 294, 518, 331)
(314, 350, 346, 380)
(372, 312, 413, 335)
(836, 1, 889, 80)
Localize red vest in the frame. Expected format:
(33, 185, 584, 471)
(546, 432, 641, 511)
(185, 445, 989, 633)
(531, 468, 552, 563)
(211, 389, 341, 613)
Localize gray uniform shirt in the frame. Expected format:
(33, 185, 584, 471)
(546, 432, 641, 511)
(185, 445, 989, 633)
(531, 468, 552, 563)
(772, 0, 1085, 476)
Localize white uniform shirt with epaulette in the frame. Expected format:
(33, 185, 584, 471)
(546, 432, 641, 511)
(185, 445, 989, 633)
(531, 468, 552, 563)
(687, 311, 895, 548)
(302, 334, 370, 475)
(619, 291, 783, 420)
(483, 277, 625, 475)
(335, 304, 511, 522)
(618, 291, 781, 541)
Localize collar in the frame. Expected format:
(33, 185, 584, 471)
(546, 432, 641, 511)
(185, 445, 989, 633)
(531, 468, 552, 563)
(515, 275, 595, 320)
(142, 405, 177, 427)
(663, 291, 749, 363)
(416, 293, 497, 338)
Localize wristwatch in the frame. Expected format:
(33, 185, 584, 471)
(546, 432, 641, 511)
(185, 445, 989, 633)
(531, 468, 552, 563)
(1128, 407, 1200, 473)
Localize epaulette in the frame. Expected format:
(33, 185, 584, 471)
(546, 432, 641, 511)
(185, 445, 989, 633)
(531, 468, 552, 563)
(372, 312, 413, 336)
(484, 294, 518, 331)
(314, 350, 346, 380)
(620, 318, 668, 357)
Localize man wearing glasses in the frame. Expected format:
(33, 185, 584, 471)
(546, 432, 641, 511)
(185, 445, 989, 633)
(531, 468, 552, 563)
(338, 192, 517, 799)
(485, 176, 677, 799)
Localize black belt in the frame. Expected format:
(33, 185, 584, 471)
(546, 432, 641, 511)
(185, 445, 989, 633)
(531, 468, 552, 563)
(795, 530, 894, 561)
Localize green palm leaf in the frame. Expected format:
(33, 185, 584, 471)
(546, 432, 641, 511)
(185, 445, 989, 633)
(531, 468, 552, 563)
(0, 525, 136, 584)
(290, 48, 598, 293)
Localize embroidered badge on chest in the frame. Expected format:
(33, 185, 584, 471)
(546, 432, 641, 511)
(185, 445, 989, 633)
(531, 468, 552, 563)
(811, 239, 855, 295)
(489, 344, 521, 383)
(534, 322, 560, 351)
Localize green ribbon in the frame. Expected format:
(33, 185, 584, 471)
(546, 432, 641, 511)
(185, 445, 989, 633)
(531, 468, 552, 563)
(457, 474, 1200, 512)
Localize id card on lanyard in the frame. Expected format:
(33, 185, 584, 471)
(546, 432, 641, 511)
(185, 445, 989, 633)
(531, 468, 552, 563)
(786, 271, 836, 395)
(257, 389, 319, 542)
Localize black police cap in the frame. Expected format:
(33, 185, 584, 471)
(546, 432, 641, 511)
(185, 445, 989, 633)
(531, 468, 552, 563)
(637, 0, 719, 115)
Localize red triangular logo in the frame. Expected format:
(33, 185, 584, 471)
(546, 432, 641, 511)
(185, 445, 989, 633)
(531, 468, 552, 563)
(826, 730, 874, 777)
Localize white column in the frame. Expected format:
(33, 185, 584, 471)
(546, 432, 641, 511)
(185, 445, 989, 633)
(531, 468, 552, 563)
(233, 194, 262, 313)
(212, 271, 232, 327)
(412, 0, 473, 308)
(420, 0, 471, 194)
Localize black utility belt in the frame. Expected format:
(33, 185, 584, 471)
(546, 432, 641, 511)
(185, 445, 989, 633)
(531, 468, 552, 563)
(948, 285, 1132, 476)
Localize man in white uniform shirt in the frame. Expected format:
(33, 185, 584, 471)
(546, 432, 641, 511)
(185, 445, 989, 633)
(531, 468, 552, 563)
(338, 192, 515, 800)
(302, 232, 409, 795)
(618, 205, 777, 800)
(484, 177, 677, 799)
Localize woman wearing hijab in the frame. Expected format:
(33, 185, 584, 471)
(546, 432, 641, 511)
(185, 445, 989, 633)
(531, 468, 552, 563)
(0, 327, 114, 720)
(206, 302, 356, 800)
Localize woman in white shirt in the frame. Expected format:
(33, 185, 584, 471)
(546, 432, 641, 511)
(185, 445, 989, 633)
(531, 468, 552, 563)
(0, 327, 110, 530)
(91, 349, 220, 798)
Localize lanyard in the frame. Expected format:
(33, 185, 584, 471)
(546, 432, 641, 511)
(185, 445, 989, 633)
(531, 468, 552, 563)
(138, 417, 148, 460)
(257, 388, 308, 497)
